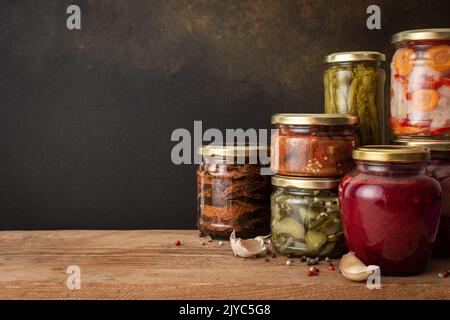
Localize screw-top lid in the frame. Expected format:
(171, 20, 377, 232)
(395, 139, 450, 152)
(271, 113, 358, 126)
(198, 144, 268, 157)
(324, 51, 386, 64)
(352, 145, 430, 162)
(392, 28, 450, 44)
(271, 175, 341, 190)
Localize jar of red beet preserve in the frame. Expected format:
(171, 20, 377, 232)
(396, 139, 450, 257)
(339, 146, 442, 276)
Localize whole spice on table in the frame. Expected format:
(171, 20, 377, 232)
(229, 231, 268, 258)
(338, 252, 380, 282)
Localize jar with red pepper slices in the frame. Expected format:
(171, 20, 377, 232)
(396, 139, 450, 257)
(339, 146, 442, 276)
(390, 29, 450, 139)
(271, 114, 359, 177)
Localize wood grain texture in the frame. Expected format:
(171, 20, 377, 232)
(0, 230, 449, 300)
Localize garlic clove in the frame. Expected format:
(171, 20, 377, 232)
(230, 231, 267, 258)
(339, 251, 380, 282)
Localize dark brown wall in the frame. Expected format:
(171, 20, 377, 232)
(0, 0, 449, 229)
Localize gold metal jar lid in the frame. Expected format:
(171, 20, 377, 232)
(353, 145, 430, 162)
(395, 139, 450, 152)
(271, 113, 358, 126)
(199, 144, 269, 157)
(392, 28, 450, 44)
(324, 51, 386, 64)
(271, 175, 341, 190)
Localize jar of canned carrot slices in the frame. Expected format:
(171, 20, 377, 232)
(390, 29, 450, 139)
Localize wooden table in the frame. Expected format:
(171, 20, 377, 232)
(0, 230, 449, 299)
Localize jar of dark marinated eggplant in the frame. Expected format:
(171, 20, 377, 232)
(197, 145, 271, 239)
(324, 51, 386, 145)
(271, 175, 345, 257)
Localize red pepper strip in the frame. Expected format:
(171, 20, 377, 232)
(405, 91, 412, 100)
(394, 74, 408, 84)
(394, 118, 410, 127)
(426, 78, 450, 90)
(430, 126, 450, 136)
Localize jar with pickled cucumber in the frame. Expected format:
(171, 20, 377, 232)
(324, 51, 386, 145)
(271, 175, 345, 257)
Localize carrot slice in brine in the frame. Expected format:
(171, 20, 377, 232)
(393, 48, 415, 77)
(426, 45, 450, 71)
(412, 89, 440, 111)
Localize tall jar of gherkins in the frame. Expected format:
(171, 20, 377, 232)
(324, 51, 386, 145)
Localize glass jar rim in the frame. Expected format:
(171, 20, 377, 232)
(391, 28, 450, 44)
(271, 113, 358, 126)
(353, 145, 430, 162)
(395, 139, 450, 152)
(323, 51, 386, 64)
(198, 144, 268, 157)
(271, 175, 341, 190)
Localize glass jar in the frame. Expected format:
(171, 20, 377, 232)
(324, 51, 386, 145)
(197, 145, 271, 239)
(390, 29, 450, 139)
(271, 175, 345, 257)
(396, 139, 450, 257)
(271, 114, 359, 177)
(339, 146, 442, 276)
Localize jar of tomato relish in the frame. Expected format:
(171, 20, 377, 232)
(390, 29, 450, 139)
(396, 139, 450, 257)
(271, 114, 359, 177)
(339, 146, 442, 276)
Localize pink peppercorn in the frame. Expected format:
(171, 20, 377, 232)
(175, 240, 181, 246)
(328, 266, 335, 271)
(444, 271, 449, 278)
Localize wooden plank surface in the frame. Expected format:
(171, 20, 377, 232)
(0, 230, 449, 300)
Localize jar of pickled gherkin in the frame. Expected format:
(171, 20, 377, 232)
(324, 51, 386, 145)
(197, 145, 271, 239)
(390, 29, 450, 139)
(271, 175, 345, 257)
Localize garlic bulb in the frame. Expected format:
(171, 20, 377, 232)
(339, 251, 380, 282)
(229, 231, 268, 258)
